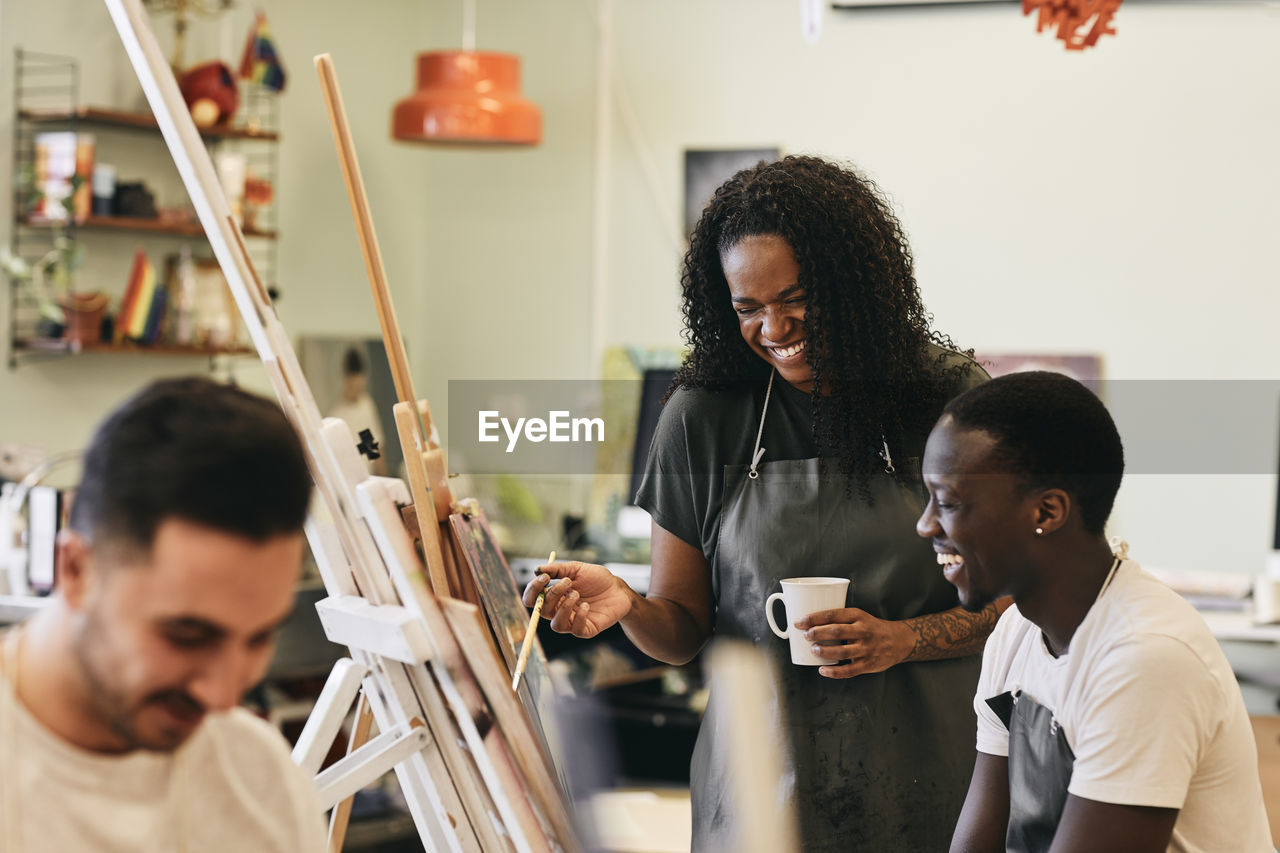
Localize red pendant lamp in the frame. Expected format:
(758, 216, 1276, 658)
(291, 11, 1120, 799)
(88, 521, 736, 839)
(392, 0, 541, 146)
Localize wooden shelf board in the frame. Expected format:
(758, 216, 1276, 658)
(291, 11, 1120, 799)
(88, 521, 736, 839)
(19, 107, 279, 141)
(18, 215, 277, 240)
(12, 337, 254, 357)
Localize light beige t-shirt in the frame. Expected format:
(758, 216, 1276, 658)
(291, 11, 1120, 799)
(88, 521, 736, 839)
(0, 638, 327, 852)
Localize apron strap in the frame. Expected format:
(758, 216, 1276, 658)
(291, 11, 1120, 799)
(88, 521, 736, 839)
(880, 438, 895, 475)
(747, 370, 897, 478)
(1097, 556, 1122, 599)
(748, 370, 776, 480)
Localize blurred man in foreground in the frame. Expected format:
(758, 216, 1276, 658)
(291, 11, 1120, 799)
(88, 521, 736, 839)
(0, 377, 325, 851)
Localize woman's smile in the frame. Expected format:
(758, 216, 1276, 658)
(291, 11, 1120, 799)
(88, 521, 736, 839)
(769, 339, 806, 360)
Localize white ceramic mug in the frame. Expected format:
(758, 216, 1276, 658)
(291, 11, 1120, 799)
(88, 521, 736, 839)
(765, 577, 850, 665)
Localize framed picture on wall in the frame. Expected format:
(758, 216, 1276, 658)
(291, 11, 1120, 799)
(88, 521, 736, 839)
(973, 353, 1103, 394)
(298, 336, 404, 478)
(684, 148, 781, 237)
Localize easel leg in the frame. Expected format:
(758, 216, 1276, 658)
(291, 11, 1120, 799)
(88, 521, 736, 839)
(328, 693, 376, 853)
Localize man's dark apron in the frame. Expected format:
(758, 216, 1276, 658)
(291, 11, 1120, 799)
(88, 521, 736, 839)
(691, 373, 980, 852)
(985, 556, 1123, 853)
(985, 689, 1075, 853)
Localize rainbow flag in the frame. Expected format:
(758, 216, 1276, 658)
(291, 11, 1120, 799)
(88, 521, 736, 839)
(238, 11, 286, 92)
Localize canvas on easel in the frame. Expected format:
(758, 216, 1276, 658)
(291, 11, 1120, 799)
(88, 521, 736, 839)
(450, 509, 539, 667)
(449, 509, 564, 777)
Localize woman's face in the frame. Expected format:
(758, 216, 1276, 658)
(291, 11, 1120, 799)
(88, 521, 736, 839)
(722, 234, 813, 392)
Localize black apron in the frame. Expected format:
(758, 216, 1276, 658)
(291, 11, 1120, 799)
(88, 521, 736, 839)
(986, 689, 1075, 853)
(985, 556, 1123, 853)
(691, 375, 980, 852)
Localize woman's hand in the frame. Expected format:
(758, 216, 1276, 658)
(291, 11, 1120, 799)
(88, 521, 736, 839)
(521, 561, 635, 639)
(794, 608, 914, 679)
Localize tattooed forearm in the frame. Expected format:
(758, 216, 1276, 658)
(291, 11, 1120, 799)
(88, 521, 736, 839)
(900, 600, 1006, 662)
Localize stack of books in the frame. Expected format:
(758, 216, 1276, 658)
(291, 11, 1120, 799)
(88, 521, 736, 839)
(115, 248, 166, 344)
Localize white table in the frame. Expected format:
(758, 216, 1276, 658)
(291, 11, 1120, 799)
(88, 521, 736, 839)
(1202, 609, 1280, 644)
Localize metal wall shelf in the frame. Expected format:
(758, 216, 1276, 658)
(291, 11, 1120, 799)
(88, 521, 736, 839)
(17, 214, 277, 240)
(18, 106, 279, 141)
(7, 48, 281, 368)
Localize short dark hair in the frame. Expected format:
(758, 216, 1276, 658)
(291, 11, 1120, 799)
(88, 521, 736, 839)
(342, 347, 365, 377)
(70, 377, 312, 551)
(942, 371, 1124, 535)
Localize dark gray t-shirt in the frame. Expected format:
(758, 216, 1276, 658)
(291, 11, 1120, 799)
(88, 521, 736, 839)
(634, 347, 987, 568)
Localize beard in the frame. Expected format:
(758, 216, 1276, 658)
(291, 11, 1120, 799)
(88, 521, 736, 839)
(71, 608, 204, 753)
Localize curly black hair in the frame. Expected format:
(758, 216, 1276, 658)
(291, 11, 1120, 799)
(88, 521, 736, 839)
(673, 154, 971, 493)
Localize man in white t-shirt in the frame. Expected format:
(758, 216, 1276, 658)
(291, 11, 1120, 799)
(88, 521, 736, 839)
(916, 370, 1272, 853)
(0, 377, 326, 852)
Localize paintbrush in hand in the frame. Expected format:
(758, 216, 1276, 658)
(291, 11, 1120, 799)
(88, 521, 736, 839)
(513, 550, 554, 691)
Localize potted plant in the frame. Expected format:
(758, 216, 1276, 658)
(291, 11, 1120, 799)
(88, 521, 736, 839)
(1, 230, 91, 341)
(3, 170, 105, 344)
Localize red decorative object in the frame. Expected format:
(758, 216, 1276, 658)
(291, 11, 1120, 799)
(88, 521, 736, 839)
(1023, 0, 1123, 51)
(178, 61, 240, 126)
(392, 51, 541, 146)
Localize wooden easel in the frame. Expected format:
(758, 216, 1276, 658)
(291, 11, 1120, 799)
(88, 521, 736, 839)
(311, 51, 568, 842)
(313, 54, 455, 602)
(103, 1, 578, 850)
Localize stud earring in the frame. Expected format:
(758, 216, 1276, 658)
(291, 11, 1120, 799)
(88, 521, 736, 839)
(1035, 527, 1044, 535)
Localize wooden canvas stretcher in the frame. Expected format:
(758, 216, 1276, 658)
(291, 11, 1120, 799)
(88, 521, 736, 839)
(102, 1, 579, 850)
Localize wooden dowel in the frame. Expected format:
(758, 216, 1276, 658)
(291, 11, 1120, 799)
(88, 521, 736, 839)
(327, 692, 375, 853)
(313, 54, 422, 435)
(318, 54, 454, 601)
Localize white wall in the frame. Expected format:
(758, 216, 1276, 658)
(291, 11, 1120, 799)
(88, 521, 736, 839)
(1, 0, 1276, 576)
(594, 1, 1280, 577)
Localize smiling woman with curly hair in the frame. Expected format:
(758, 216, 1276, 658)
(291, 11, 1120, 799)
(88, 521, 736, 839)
(525, 155, 1004, 851)
(676, 154, 974, 491)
